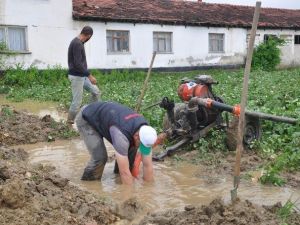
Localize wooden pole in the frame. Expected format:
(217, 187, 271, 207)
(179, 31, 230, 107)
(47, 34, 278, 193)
(231, 1, 261, 202)
(135, 51, 157, 113)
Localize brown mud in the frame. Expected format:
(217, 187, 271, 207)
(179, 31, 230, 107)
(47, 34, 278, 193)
(138, 197, 300, 225)
(1, 145, 299, 225)
(0, 146, 120, 225)
(1, 99, 300, 224)
(0, 105, 77, 145)
(177, 148, 300, 188)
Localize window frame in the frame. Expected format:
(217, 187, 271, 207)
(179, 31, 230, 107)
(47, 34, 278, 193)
(208, 33, 225, 53)
(0, 25, 29, 53)
(294, 35, 300, 45)
(106, 30, 130, 54)
(263, 34, 278, 43)
(153, 32, 173, 54)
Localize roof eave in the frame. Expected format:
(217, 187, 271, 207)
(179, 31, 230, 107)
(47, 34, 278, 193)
(72, 15, 300, 30)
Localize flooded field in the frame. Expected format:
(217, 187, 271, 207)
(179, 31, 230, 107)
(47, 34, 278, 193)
(17, 139, 300, 214)
(0, 95, 66, 122)
(1, 96, 300, 224)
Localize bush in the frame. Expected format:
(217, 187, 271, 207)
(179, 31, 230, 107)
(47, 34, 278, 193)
(252, 37, 285, 71)
(3, 65, 68, 87)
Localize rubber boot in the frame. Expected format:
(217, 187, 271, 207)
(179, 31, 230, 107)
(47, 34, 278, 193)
(67, 111, 77, 124)
(81, 164, 105, 181)
(90, 93, 100, 103)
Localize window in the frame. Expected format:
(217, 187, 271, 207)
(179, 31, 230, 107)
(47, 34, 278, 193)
(280, 35, 292, 46)
(153, 32, 172, 53)
(295, 35, 300, 44)
(0, 26, 27, 52)
(209, 33, 224, 53)
(264, 34, 278, 42)
(106, 30, 130, 53)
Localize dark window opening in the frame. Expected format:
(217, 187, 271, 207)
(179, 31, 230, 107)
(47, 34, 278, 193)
(264, 34, 278, 42)
(295, 35, 300, 44)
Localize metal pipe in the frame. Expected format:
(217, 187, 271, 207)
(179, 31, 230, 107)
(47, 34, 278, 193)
(191, 97, 298, 125)
(244, 111, 297, 125)
(152, 137, 191, 161)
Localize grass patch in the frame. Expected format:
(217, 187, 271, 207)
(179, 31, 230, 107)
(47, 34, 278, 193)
(278, 198, 300, 224)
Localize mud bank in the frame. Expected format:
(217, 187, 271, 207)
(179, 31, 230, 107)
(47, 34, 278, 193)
(0, 105, 77, 145)
(178, 149, 300, 188)
(2, 145, 299, 225)
(0, 146, 119, 225)
(138, 197, 300, 225)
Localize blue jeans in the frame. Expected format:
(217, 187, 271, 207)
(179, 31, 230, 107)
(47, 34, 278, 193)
(68, 75, 100, 117)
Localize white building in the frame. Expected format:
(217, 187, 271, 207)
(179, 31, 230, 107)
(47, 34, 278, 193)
(0, 0, 300, 70)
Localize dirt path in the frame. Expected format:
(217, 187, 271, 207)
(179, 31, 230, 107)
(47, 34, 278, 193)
(0, 105, 77, 145)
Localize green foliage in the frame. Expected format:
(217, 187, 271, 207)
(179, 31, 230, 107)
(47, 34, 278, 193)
(252, 37, 285, 71)
(3, 65, 67, 87)
(0, 41, 8, 70)
(260, 169, 286, 186)
(0, 85, 10, 94)
(194, 129, 227, 153)
(1, 106, 13, 117)
(0, 41, 7, 51)
(278, 199, 298, 223)
(0, 106, 14, 123)
(0, 41, 17, 70)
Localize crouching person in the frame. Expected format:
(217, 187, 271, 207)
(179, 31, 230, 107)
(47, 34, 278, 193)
(75, 101, 157, 185)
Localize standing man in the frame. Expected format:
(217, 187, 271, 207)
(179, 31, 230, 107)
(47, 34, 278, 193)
(75, 101, 158, 185)
(67, 26, 100, 123)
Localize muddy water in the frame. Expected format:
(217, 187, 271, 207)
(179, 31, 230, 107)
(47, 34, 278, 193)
(3, 97, 300, 217)
(0, 95, 66, 121)
(18, 139, 300, 214)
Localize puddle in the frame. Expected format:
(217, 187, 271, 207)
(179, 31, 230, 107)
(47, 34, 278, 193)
(0, 95, 66, 121)
(17, 139, 300, 214)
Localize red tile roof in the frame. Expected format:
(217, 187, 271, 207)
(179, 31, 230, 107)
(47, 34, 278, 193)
(72, 0, 300, 29)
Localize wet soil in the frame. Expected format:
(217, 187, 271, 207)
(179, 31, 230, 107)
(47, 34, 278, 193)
(2, 145, 299, 225)
(176, 149, 300, 188)
(0, 145, 120, 225)
(0, 105, 77, 145)
(1, 99, 299, 224)
(0, 95, 67, 122)
(138, 197, 300, 225)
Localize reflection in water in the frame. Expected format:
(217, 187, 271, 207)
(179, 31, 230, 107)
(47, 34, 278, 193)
(0, 95, 66, 121)
(17, 139, 300, 212)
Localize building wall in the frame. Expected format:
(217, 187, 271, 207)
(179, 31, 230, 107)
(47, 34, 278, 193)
(0, 0, 299, 70)
(89, 23, 247, 69)
(1, 0, 77, 69)
(254, 29, 300, 67)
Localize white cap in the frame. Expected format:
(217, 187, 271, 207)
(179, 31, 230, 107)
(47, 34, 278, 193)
(139, 125, 157, 147)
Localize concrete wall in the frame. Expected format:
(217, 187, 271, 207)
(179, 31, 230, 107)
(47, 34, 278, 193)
(89, 23, 247, 69)
(0, 0, 299, 70)
(0, 0, 76, 69)
(254, 29, 300, 67)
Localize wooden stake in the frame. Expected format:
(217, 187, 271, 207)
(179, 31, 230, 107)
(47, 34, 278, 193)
(231, 1, 261, 202)
(135, 51, 157, 113)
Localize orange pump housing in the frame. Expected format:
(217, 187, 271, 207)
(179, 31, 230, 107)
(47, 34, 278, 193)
(177, 82, 210, 101)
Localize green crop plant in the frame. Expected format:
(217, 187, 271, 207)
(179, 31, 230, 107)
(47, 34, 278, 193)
(278, 199, 299, 224)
